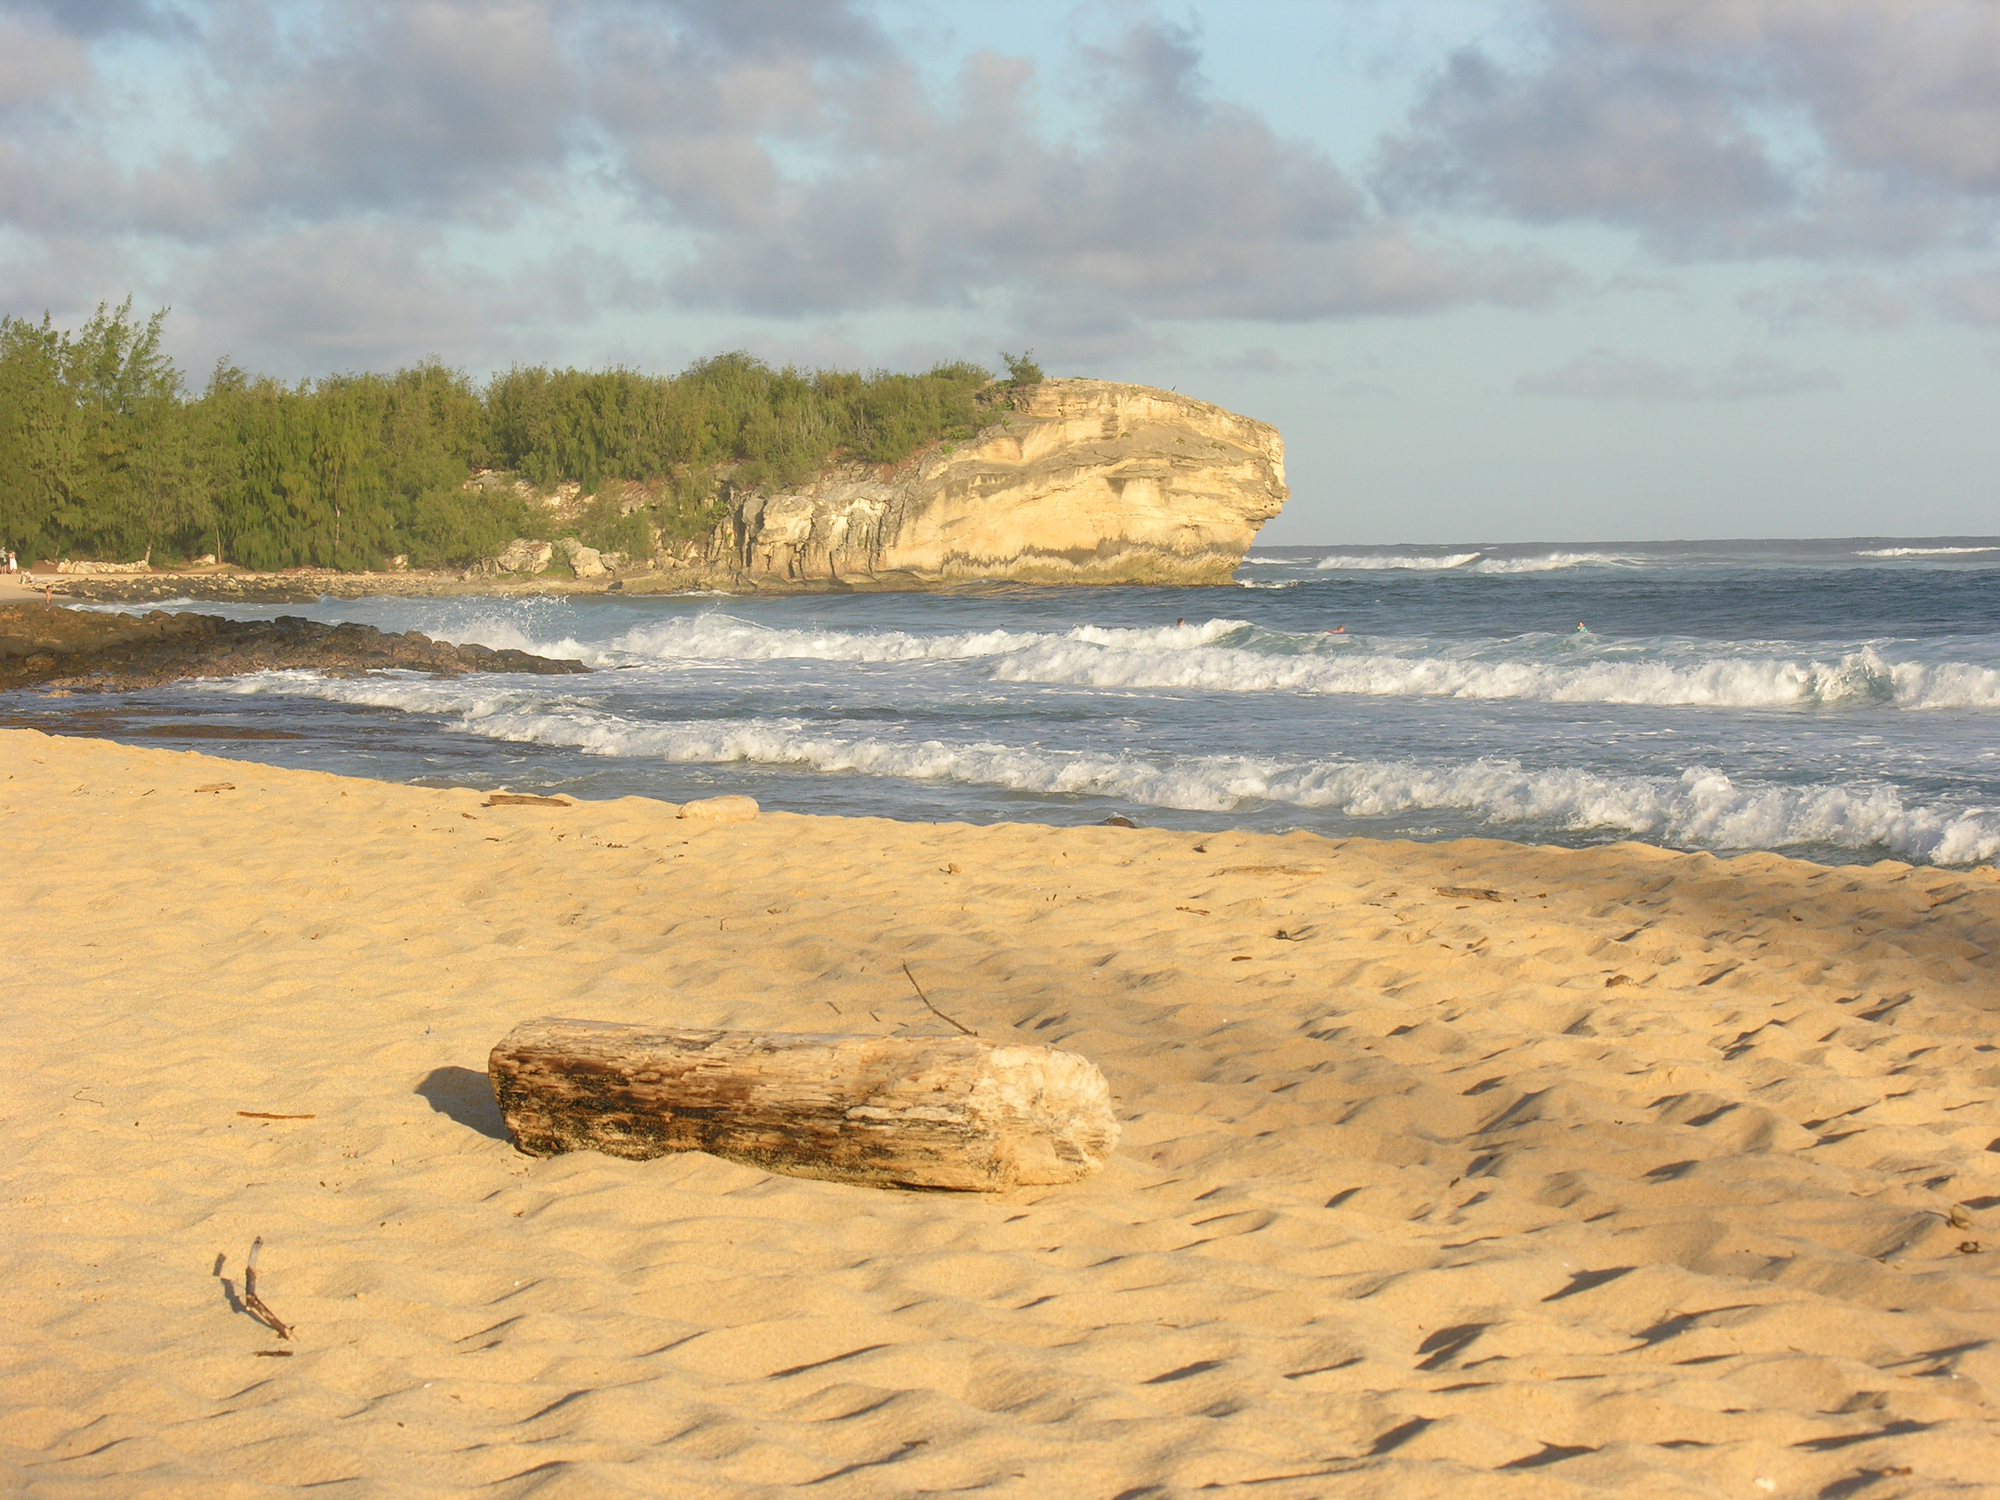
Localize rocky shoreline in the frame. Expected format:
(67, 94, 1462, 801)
(0, 604, 589, 693)
(31, 562, 913, 607)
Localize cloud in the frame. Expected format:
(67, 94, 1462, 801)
(602, 15, 1570, 323)
(0, 0, 1576, 368)
(1515, 349, 1840, 399)
(173, 1, 583, 228)
(1378, 0, 2000, 258)
(0, 12, 93, 117)
(6, 0, 191, 40)
(1927, 266, 2000, 327)
(1739, 274, 1914, 333)
(175, 223, 510, 372)
(1216, 346, 1296, 376)
(1376, 45, 1791, 244)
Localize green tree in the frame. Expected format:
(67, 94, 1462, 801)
(0, 315, 78, 565)
(999, 349, 1043, 387)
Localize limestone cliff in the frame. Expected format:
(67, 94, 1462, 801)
(698, 379, 1286, 588)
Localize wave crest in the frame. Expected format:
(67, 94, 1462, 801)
(201, 672, 2000, 866)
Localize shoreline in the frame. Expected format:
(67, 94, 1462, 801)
(11, 560, 1234, 608)
(3, 727, 1997, 1495)
(8, 564, 856, 606)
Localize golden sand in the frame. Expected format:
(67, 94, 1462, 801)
(2, 726, 1997, 1497)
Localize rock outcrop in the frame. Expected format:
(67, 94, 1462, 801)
(0, 606, 588, 693)
(555, 537, 609, 578)
(492, 539, 554, 576)
(706, 379, 1285, 587)
(56, 551, 152, 576)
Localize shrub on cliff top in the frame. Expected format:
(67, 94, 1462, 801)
(999, 350, 1043, 388)
(0, 303, 1005, 570)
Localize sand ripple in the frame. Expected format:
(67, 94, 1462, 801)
(2, 728, 1997, 1496)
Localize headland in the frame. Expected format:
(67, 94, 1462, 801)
(30, 379, 1287, 603)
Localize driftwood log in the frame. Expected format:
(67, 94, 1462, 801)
(488, 1018, 1119, 1191)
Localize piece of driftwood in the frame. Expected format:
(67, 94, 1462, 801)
(678, 794, 759, 823)
(488, 1018, 1119, 1191)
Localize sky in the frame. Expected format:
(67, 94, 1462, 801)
(1, 0, 1997, 544)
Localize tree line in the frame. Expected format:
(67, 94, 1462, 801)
(0, 301, 1026, 570)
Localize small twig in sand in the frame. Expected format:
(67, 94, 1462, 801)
(243, 1236, 294, 1339)
(1436, 885, 1504, 903)
(238, 1111, 315, 1120)
(902, 962, 977, 1038)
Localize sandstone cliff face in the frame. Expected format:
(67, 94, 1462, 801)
(708, 379, 1286, 587)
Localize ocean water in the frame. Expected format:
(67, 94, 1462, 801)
(16, 536, 2000, 867)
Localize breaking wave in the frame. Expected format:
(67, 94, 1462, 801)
(201, 671, 2000, 866)
(1316, 552, 1482, 571)
(1314, 550, 1641, 573)
(1856, 545, 1999, 558)
(376, 611, 2000, 714)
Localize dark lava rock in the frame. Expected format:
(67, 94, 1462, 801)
(0, 605, 589, 693)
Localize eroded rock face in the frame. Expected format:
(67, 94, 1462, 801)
(715, 380, 1287, 586)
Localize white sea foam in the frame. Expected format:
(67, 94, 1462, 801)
(598, 614, 1251, 666)
(1312, 550, 1641, 573)
(201, 671, 2000, 865)
(986, 637, 2000, 710)
(195, 608, 2000, 714)
(1856, 545, 1998, 558)
(1464, 551, 1643, 574)
(1316, 552, 1482, 571)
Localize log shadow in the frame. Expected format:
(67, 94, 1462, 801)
(417, 1065, 511, 1141)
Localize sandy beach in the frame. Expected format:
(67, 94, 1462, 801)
(2, 725, 1996, 1498)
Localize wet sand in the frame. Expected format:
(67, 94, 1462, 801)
(2, 727, 1996, 1497)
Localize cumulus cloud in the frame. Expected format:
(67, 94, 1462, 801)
(0, 0, 1577, 371)
(595, 14, 1567, 322)
(1376, 46, 1791, 244)
(1379, 0, 2000, 258)
(1515, 349, 1840, 400)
